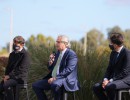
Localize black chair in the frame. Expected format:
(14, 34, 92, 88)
(63, 90, 76, 100)
(49, 89, 76, 100)
(50, 87, 76, 100)
(14, 84, 29, 100)
(118, 89, 130, 100)
(4, 87, 15, 100)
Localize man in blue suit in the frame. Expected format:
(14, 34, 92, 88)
(93, 33, 130, 100)
(32, 35, 79, 100)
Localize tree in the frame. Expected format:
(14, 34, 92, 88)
(46, 36, 55, 47)
(36, 34, 46, 44)
(124, 29, 130, 49)
(107, 26, 124, 38)
(29, 35, 35, 43)
(26, 33, 55, 49)
(81, 29, 104, 50)
(26, 35, 36, 48)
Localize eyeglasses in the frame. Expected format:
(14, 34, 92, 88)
(13, 40, 24, 44)
(56, 41, 65, 44)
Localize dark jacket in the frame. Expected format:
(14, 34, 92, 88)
(5, 48, 30, 84)
(104, 47, 130, 84)
(44, 48, 80, 91)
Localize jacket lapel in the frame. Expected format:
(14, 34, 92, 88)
(59, 49, 69, 71)
(51, 51, 60, 70)
(12, 48, 25, 69)
(115, 47, 125, 64)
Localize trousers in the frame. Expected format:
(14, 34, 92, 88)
(0, 79, 17, 100)
(32, 78, 65, 100)
(93, 80, 130, 100)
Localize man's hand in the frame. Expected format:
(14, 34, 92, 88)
(3, 75, 10, 82)
(102, 80, 109, 89)
(48, 77, 56, 84)
(49, 53, 55, 65)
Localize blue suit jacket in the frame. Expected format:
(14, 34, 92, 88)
(45, 48, 79, 91)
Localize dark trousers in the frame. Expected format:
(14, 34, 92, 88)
(93, 80, 130, 100)
(0, 79, 17, 100)
(32, 78, 65, 100)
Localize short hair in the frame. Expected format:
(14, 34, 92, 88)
(13, 36, 25, 44)
(110, 33, 124, 46)
(58, 35, 71, 48)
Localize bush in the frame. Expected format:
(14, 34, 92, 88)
(75, 47, 110, 100)
(1, 43, 130, 100)
(27, 43, 110, 100)
(0, 57, 8, 81)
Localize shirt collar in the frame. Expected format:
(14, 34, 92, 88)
(60, 48, 67, 57)
(117, 46, 123, 53)
(15, 47, 23, 53)
(19, 47, 23, 51)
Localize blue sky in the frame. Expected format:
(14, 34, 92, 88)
(0, 0, 130, 48)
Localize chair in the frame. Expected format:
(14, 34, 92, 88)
(50, 88, 76, 100)
(14, 84, 29, 100)
(63, 90, 76, 100)
(118, 89, 130, 100)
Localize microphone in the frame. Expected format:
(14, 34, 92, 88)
(52, 51, 56, 56)
(49, 51, 56, 65)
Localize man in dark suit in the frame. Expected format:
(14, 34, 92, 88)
(93, 33, 130, 100)
(0, 36, 30, 100)
(32, 35, 79, 100)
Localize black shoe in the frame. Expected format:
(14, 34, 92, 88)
(0, 92, 4, 100)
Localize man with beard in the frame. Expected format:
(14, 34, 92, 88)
(0, 36, 30, 100)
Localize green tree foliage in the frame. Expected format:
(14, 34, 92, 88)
(29, 35, 35, 43)
(107, 26, 130, 49)
(36, 34, 46, 44)
(0, 57, 8, 80)
(70, 41, 83, 53)
(0, 48, 8, 56)
(46, 36, 56, 47)
(81, 29, 104, 51)
(26, 33, 55, 49)
(124, 29, 130, 49)
(107, 26, 124, 38)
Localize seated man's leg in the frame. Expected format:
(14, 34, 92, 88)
(105, 80, 130, 100)
(0, 81, 4, 100)
(32, 79, 51, 100)
(51, 78, 64, 100)
(93, 82, 108, 100)
(3, 79, 17, 100)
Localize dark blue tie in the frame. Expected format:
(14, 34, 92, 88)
(113, 51, 119, 64)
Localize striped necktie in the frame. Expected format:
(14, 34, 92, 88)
(52, 52, 62, 77)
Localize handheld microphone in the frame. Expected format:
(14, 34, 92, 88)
(49, 51, 56, 63)
(52, 51, 56, 56)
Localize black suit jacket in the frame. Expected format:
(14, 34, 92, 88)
(104, 47, 130, 84)
(5, 48, 30, 84)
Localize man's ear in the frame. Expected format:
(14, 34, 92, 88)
(65, 42, 68, 47)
